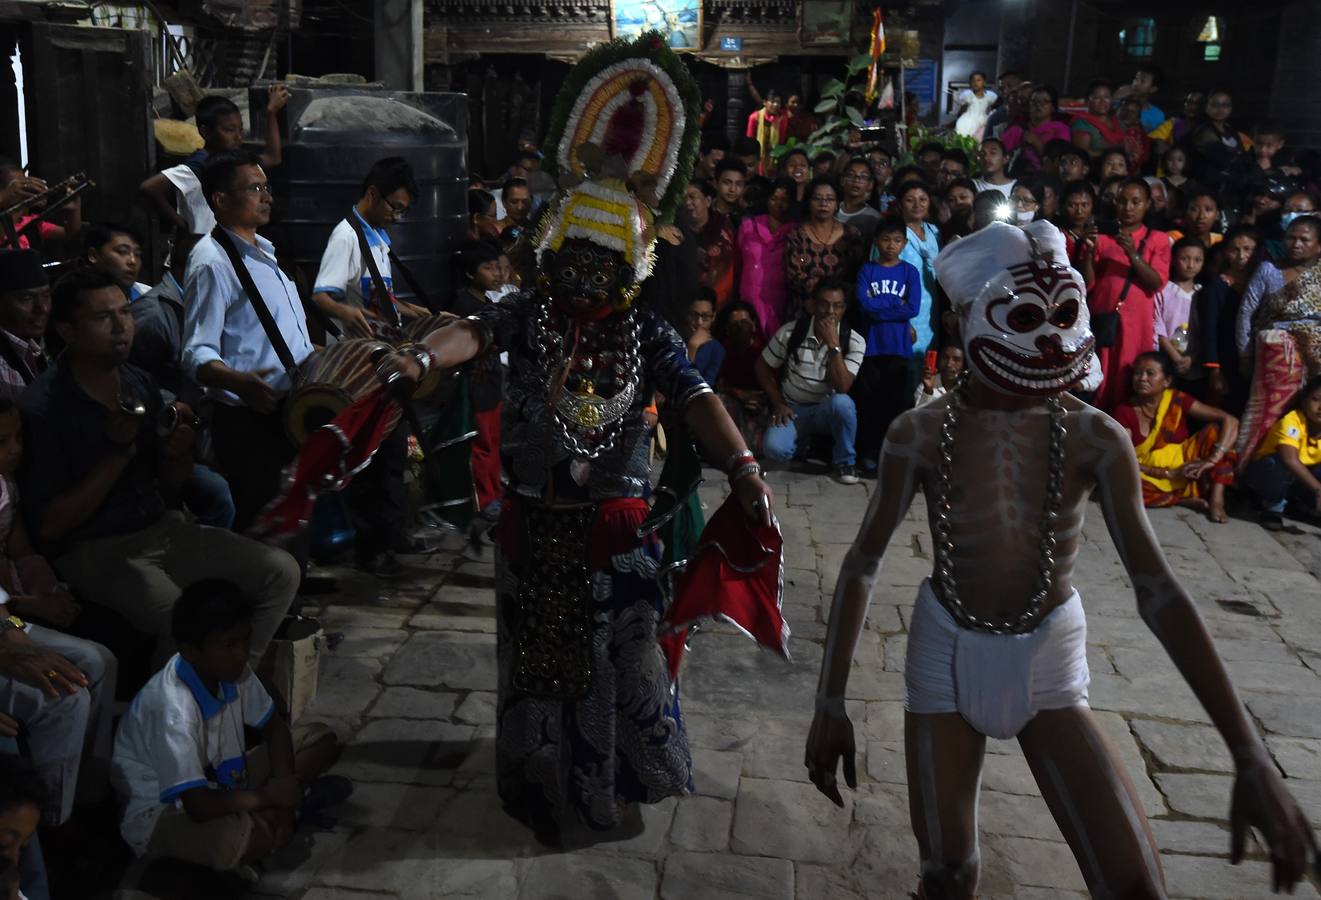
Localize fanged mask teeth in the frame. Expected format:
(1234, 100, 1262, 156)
(977, 345, 1079, 390)
(979, 343, 1088, 381)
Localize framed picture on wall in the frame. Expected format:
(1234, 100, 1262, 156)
(800, 0, 853, 46)
(611, 0, 702, 51)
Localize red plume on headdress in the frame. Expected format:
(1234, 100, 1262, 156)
(600, 78, 649, 162)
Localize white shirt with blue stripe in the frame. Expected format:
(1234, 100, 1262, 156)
(111, 654, 275, 855)
(312, 209, 393, 315)
(182, 227, 316, 405)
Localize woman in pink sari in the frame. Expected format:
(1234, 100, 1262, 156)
(736, 178, 797, 339)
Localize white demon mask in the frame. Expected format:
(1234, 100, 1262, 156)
(934, 221, 1094, 395)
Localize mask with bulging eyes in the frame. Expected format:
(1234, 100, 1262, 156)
(961, 256, 1094, 396)
(542, 237, 636, 316)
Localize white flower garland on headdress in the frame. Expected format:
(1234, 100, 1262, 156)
(556, 57, 686, 206)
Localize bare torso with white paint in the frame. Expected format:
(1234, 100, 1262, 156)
(891, 392, 1127, 624)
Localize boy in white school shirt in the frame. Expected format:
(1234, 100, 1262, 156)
(111, 579, 342, 874)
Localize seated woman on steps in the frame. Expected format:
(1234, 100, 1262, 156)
(1112, 351, 1238, 523)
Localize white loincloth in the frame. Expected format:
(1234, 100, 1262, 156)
(904, 579, 1090, 739)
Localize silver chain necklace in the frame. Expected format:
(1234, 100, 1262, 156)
(932, 372, 1068, 634)
(533, 298, 642, 460)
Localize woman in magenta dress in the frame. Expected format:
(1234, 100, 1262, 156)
(736, 178, 796, 339)
(1075, 177, 1171, 411)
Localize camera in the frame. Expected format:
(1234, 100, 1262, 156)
(157, 403, 200, 438)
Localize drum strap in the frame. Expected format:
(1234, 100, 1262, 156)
(211, 226, 299, 381)
(347, 213, 402, 328)
(387, 251, 434, 313)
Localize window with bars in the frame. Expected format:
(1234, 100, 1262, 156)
(1119, 17, 1157, 58)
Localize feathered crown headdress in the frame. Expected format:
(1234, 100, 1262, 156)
(534, 31, 701, 282)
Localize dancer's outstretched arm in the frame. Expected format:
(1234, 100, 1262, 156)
(1087, 409, 1317, 889)
(805, 411, 922, 805)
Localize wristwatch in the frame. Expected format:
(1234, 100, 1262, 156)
(1, 615, 24, 634)
(825, 345, 841, 357)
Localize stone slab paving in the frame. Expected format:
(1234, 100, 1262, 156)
(244, 469, 1321, 899)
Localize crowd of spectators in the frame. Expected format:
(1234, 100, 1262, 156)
(632, 65, 1321, 520)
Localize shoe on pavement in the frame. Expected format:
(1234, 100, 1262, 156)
(1259, 510, 1284, 532)
(834, 465, 860, 485)
(357, 552, 404, 578)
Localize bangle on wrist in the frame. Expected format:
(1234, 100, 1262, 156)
(724, 449, 755, 473)
(405, 343, 436, 377)
(729, 461, 761, 484)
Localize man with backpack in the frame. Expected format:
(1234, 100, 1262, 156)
(755, 277, 867, 484)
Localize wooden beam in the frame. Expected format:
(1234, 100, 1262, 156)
(426, 22, 609, 60)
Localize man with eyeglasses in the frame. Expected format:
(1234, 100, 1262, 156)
(311, 157, 427, 341)
(836, 158, 881, 237)
(308, 157, 428, 575)
(182, 151, 316, 558)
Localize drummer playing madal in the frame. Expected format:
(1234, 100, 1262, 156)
(381, 33, 775, 847)
(309, 156, 431, 575)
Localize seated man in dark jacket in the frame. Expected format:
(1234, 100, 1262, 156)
(18, 268, 297, 666)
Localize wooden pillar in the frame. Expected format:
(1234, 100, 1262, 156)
(1271, 1, 1321, 149)
(725, 67, 746, 144)
(375, 0, 423, 91)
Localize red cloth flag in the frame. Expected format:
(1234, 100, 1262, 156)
(250, 387, 400, 546)
(658, 494, 790, 684)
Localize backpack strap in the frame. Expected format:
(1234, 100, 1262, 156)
(782, 315, 813, 365)
(784, 315, 850, 367)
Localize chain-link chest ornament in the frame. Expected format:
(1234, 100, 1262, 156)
(932, 372, 1067, 634)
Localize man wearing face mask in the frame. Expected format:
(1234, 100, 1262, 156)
(806, 220, 1319, 900)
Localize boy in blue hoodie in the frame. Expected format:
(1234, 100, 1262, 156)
(852, 219, 923, 472)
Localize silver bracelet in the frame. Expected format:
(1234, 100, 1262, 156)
(406, 343, 436, 377)
(725, 449, 755, 473)
(729, 461, 761, 484)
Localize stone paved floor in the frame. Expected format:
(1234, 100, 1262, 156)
(244, 469, 1321, 900)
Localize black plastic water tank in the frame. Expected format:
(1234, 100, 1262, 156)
(248, 84, 468, 307)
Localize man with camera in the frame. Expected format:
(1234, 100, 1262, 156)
(17, 268, 298, 667)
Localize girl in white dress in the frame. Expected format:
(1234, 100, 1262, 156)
(953, 71, 997, 141)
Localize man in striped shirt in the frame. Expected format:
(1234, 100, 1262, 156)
(755, 278, 867, 484)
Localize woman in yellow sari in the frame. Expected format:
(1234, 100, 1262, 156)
(1113, 352, 1240, 522)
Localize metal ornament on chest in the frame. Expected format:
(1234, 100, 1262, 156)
(933, 372, 1068, 634)
(534, 298, 642, 460)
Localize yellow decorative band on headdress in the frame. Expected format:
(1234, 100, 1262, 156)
(535, 178, 656, 282)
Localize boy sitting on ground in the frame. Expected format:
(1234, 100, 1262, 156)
(111, 579, 343, 875)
